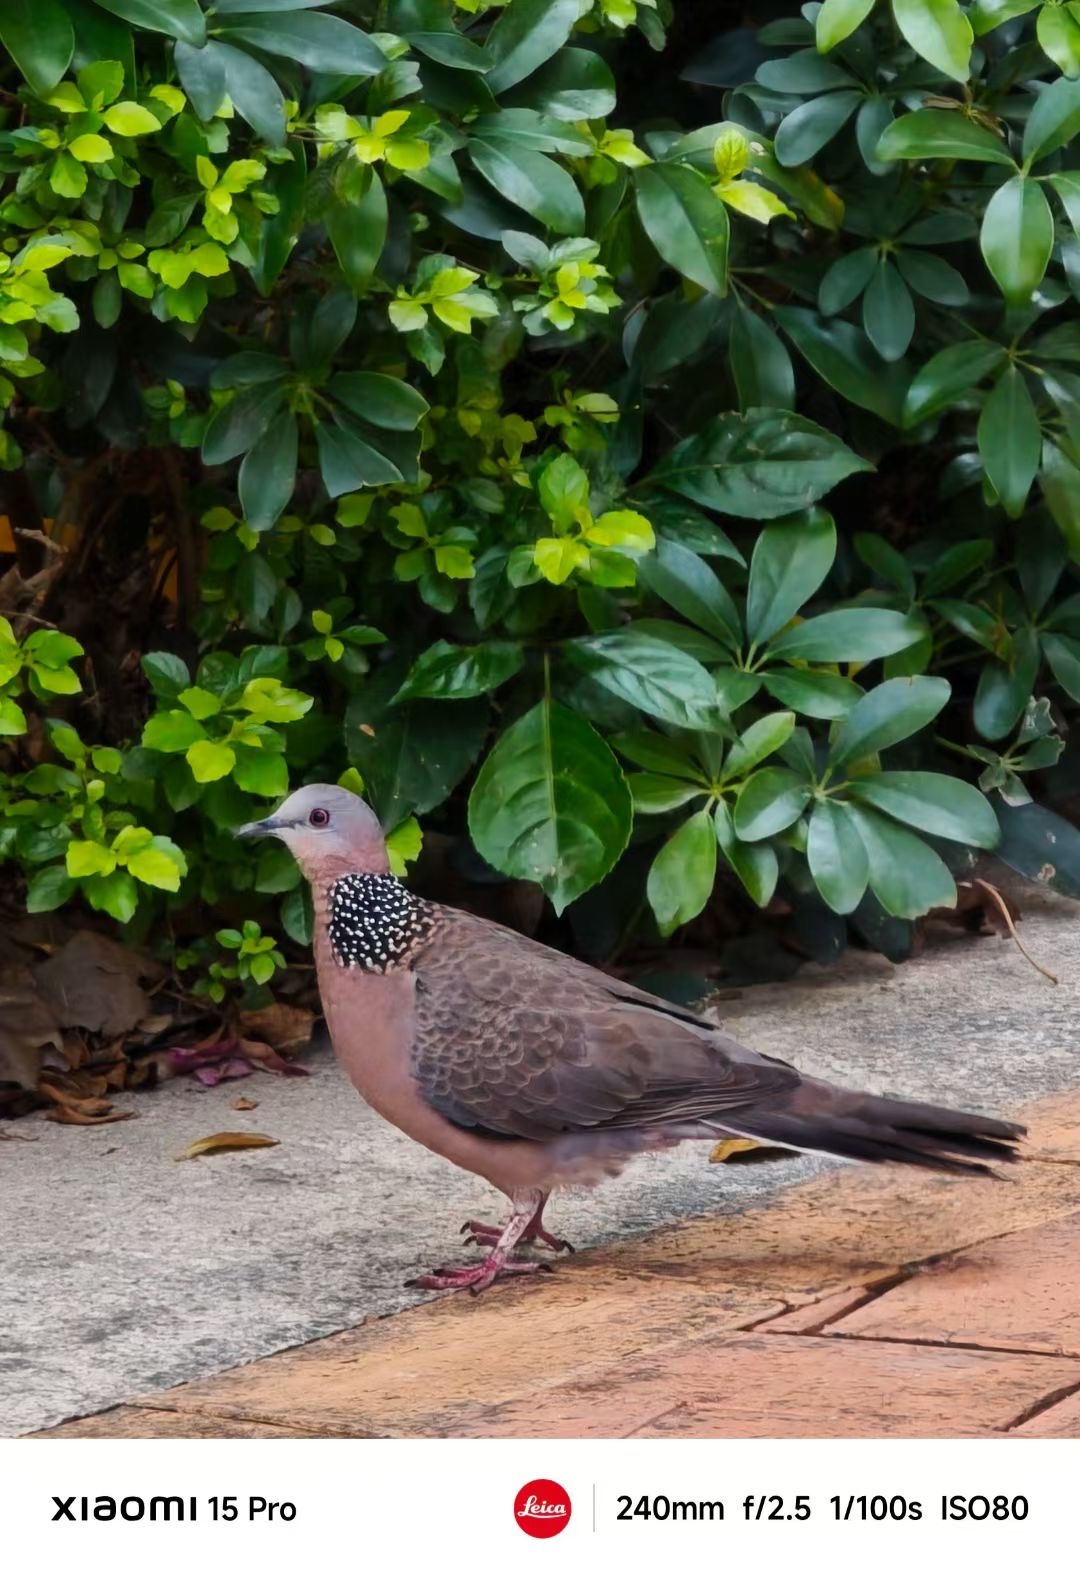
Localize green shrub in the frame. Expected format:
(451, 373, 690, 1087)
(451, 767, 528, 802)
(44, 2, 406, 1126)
(2, 0, 1080, 977)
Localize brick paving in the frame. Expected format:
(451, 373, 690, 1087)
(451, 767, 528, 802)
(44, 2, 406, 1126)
(35, 1090, 1080, 1439)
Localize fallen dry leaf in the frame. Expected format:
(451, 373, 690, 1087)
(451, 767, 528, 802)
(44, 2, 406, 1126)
(0, 961, 63, 1097)
(237, 1002, 315, 1052)
(0, 1127, 39, 1141)
(33, 930, 161, 1037)
(232, 1096, 257, 1111)
(709, 1137, 763, 1164)
(175, 1131, 279, 1161)
(709, 1138, 792, 1166)
(168, 1034, 309, 1086)
(45, 1105, 136, 1126)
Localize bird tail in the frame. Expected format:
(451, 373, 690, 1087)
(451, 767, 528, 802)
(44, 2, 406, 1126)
(722, 1079, 1025, 1177)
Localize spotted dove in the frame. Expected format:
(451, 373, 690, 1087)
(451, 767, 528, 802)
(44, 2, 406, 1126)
(238, 784, 1024, 1293)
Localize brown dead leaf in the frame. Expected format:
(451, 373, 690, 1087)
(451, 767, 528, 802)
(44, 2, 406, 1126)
(45, 1105, 136, 1125)
(232, 1096, 258, 1111)
(0, 961, 63, 1097)
(175, 1131, 279, 1161)
(237, 1002, 315, 1053)
(33, 930, 162, 1037)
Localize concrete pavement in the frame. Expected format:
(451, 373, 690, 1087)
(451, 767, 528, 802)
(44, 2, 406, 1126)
(6, 893, 1080, 1437)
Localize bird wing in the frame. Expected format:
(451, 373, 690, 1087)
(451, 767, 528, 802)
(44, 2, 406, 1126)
(409, 909, 797, 1142)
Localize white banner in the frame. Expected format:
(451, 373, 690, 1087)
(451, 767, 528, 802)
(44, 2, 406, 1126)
(2, 1436, 1074, 1576)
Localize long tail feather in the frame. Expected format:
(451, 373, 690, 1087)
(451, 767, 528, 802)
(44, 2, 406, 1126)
(724, 1081, 1025, 1177)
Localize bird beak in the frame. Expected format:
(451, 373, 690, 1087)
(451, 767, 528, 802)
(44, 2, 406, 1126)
(235, 816, 285, 840)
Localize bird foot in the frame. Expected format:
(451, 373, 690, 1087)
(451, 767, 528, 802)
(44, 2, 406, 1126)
(460, 1220, 575, 1255)
(406, 1256, 553, 1295)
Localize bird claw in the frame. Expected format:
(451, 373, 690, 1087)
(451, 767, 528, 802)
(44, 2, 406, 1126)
(405, 1255, 549, 1294)
(459, 1219, 574, 1255)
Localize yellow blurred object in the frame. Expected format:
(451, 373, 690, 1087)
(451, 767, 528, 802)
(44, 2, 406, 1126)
(0, 515, 15, 554)
(709, 1137, 763, 1163)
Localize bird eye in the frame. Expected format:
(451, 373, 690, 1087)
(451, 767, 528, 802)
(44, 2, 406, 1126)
(309, 807, 330, 828)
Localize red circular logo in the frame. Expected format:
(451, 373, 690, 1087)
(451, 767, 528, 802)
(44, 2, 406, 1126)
(514, 1479, 572, 1539)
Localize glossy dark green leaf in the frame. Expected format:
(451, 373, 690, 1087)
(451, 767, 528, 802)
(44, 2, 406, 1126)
(331, 372, 428, 431)
(774, 91, 862, 167)
(211, 40, 286, 145)
(468, 699, 632, 913)
(316, 418, 403, 496)
(850, 770, 999, 847)
(395, 640, 523, 701)
(876, 110, 1015, 165)
(1022, 73, 1080, 164)
(895, 248, 969, 306)
(214, 12, 385, 73)
(1042, 632, 1080, 702)
(807, 798, 869, 912)
(746, 509, 836, 644)
(762, 668, 863, 719)
(1037, 3, 1080, 77)
(173, 40, 228, 119)
(855, 533, 915, 598)
(893, 0, 973, 81)
(565, 632, 721, 729)
(714, 800, 779, 906)
(902, 340, 1007, 426)
(977, 365, 1041, 517)
(847, 804, 956, 917)
(830, 675, 950, 766)
(774, 306, 907, 424)
(730, 306, 795, 410)
(767, 608, 925, 663)
(327, 173, 388, 290)
(347, 689, 488, 825)
(485, 0, 580, 93)
(995, 798, 1080, 899)
(638, 538, 742, 649)
(0, 0, 74, 93)
(816, 0, 877, 48)
(504, 47, 616, 121)
(980, 176, 1053, 303)
(647, 809, 718, 935)
(724, 712, 796, 777)
(652, 406, 870, 519)
(973, 628, 1040, 740)
(612, 729, 708, 780)
(470, 137, 584, 233)
(202, 382, 287, 465)
(757, 51, 856, 92)
(818, 247, 877, 315)
(734, 768, 812, 841)
(631, 773, 707, 813)
(634, 164, 729, 296)
(862, 260, 915, 362)
(96, 0, 206, 46)
(239, 409, 297, 532)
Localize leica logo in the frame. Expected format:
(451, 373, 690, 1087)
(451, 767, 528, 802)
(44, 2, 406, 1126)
(514, 1479, 572, 1538)
(520, 1495, 567, 1518)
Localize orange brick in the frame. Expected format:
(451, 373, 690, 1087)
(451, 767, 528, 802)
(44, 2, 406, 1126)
(830, 1211, 1080, 1357)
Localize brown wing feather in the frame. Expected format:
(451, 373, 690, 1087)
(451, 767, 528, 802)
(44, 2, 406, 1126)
(410, 909, 797, 1142)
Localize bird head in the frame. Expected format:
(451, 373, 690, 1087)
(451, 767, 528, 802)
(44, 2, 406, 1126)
(235, 783, 389, 881)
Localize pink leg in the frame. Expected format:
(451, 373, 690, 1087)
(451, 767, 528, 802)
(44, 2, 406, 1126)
(461, 1191, 573, 1254)
(407, 1190, 556, 1295)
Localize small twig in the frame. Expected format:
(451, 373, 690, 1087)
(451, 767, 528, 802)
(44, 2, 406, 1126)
(0, 1127, 39, 1141)
(13, 527, 64, 556)
(961, 878, 1059, 985)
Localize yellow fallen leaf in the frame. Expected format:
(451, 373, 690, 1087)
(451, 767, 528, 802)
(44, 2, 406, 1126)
(175, 1131, 279, 1161)
(709, 1137, 763, 1164)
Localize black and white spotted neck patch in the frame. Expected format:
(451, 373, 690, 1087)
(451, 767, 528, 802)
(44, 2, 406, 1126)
(327, 872, 435, 972)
